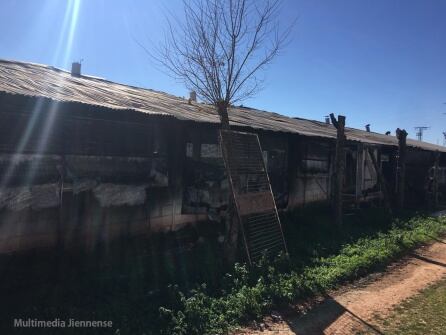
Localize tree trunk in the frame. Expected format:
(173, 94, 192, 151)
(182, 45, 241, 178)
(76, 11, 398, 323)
(217, 101, 236, 262)
(396, 128, 407, 209)
(223, 197, 240, 265)
(217, 101, 230, 130)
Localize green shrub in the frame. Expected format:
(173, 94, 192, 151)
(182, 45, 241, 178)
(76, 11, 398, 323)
(158, 214, 446, 334)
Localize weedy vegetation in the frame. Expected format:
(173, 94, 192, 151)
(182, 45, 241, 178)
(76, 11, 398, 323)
(157, 210, 446, 334)
(1, 207, 445, 335)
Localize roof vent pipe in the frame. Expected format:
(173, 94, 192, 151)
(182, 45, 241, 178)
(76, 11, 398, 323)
(324, 115, 330, 124)
(189, 91, 197, 102)
(365, 124, 370, 132)
(71, 62, 81, 77)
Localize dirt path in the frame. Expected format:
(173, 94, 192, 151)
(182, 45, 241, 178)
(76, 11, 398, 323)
(237, 237, 446, 335)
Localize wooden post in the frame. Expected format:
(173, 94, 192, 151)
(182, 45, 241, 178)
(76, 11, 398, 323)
(367, 147, 392, 213)
(287, 135, 299, 208)
(355, 143, 364, 205)
(432, 151, 440, 209)
(396, 128, 407, 209)
(330, 113, 346, 225)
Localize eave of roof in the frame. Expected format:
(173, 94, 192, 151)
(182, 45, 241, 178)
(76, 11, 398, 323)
(0, 59, 445, 153)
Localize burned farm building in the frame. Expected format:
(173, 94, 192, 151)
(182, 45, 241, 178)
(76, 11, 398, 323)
(0, 59, 445, 254)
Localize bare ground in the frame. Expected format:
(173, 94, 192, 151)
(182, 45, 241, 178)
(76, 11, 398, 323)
(236, 236, 446, 335)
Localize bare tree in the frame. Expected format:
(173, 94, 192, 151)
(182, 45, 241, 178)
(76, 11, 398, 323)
(147, 0, 291, 129)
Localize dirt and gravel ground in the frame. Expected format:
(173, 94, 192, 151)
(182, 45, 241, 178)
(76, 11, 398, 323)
(236, 236, 446, 335)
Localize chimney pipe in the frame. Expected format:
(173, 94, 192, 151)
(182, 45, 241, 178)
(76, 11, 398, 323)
(71, 62, 81, 77)
(324, 115, 330, 124)
(365, 124, 370, 132)
(189, 91, 197, 102)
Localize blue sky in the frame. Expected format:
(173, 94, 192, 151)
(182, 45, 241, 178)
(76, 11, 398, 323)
(0, 0, 445, 144)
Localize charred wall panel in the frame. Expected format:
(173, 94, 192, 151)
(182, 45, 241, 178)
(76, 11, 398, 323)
(182, 126, 228, 217)
(288, 138, 331, 207)
(181, 126, 290, 217)
(405, 150, 435, 206)
(0, 98, 185, 254)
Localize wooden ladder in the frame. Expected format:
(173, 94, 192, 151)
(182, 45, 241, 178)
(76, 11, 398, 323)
(220, 129, 287, 264)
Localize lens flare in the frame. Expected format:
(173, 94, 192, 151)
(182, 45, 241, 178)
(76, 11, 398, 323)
(53, 0, 82, 68)
(0, 0, 82, 190)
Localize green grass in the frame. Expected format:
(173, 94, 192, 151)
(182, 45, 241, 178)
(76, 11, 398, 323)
(157, 214, 446, 335)
(378, 279, 446, 335)
(1, 209, 445, 335)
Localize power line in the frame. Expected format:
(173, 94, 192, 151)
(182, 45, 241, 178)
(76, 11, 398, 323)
(414, 126, 430, 142)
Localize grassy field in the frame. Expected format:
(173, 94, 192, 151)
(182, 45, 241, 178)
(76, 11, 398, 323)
(378, 279, 446, 335)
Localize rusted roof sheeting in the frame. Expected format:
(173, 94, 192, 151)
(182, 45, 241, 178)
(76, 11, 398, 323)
(0, 59, 444, 153)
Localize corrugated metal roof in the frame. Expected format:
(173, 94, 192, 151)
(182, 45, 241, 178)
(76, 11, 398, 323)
(0, 59, 445, 153)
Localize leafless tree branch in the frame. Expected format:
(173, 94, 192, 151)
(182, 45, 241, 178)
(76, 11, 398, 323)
(143, 0, 293, 127)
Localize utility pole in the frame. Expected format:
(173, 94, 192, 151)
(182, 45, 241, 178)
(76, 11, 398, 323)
(414, 126, 430, 142)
